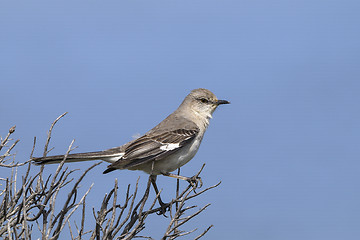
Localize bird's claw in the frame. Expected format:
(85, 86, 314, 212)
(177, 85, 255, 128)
(187, 175, 203, 189)
(157, 202, 170, 217)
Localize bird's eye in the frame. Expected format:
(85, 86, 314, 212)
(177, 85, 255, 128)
(200, 98, 209, 103)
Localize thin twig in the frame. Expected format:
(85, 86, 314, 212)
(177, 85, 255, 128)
(43, 112, 68, 157)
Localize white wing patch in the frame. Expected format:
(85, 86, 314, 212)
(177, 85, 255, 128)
(160, 143, 180, 151)
(104, 153, 125, 163)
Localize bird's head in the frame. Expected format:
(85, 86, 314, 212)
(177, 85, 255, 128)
(181, 88, 230, 120)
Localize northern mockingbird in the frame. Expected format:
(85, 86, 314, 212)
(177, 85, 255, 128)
(33, 88, 229, 213)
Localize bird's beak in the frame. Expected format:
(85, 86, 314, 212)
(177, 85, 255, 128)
(216, 99, 230, 105)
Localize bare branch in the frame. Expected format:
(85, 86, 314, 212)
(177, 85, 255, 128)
(194, 225, 213, 240)
(0, 125, 16, 151)
(0, 114, 220, 239)
(0, 126, 25, 168)
(43, 112, 68, 157)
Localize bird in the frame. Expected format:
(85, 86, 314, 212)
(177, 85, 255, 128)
(33, 88, 230, 213)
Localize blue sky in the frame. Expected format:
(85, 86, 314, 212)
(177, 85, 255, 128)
(1, 1, 360, 239)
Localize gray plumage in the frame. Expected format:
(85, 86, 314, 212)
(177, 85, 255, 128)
(32, 88, 229, 176)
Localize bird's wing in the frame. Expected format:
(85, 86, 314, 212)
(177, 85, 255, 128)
(103, 127, 199, 173)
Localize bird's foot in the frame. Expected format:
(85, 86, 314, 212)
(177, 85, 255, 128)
(187, 175, 203, 189)
(157, 201, 171, 217)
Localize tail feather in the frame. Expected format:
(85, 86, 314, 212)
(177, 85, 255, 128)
(32, 148, 124, 165)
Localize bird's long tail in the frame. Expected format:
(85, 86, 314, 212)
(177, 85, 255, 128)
(32, 148, 124, 165)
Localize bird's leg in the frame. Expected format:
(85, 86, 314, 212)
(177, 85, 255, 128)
(150, 175, 170, 216)
(161, 172, 203, 189)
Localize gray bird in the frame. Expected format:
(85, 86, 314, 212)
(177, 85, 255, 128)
(33, 88, 230, 213)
